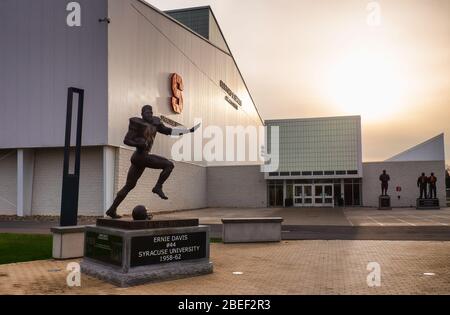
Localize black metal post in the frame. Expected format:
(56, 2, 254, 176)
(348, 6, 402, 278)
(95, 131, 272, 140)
(60, 87, 84, 227)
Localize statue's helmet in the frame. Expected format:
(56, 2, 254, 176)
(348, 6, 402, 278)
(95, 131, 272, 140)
(142, 105, 153, 113)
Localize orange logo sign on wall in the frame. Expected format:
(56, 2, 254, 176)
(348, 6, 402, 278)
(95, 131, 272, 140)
(171, 73, 184, 114)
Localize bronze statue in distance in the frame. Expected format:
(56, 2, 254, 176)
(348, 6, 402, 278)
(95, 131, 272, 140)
(106, 105, 200, 219)
(417, 173, 428, 199)
(379, 170, 390, 196)
(428, 172, 437, 199)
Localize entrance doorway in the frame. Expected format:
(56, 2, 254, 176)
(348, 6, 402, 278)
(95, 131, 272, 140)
(294, 184, 333, 207)
(294, 185, 313, 207)
(315, 184, 334, 207)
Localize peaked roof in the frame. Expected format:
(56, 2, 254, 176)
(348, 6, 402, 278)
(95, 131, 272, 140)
(137, 1, 264, 125)
(164, 6, 231, 54)
(386, 133, 445, 162)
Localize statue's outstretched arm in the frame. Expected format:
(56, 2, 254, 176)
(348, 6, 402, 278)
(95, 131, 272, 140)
(157, 122, 201, 136)
(171, 123, 201, 136)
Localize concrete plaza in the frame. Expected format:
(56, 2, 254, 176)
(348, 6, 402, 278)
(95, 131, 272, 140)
(0, 240, 449, 295)
(1, 208, 449, 295)
(1, 208, 450, 240)
(164, 207, 450, 240)
(160, 207, 450, 226)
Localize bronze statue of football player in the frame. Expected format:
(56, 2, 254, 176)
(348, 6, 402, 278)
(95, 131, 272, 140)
(106, 105, 200, 219)
(379, 170, 390, 196)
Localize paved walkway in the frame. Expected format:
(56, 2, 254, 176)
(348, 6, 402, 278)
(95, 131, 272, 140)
(0, 240, 449, 295)
(160, 207, 352, 225)
(344, 208, 450, 226)
(281, 225, 450, 241)
(0, 217, 97, 235)
(162, 207, 450, 226)
(169, 208, 450, 240)
(155, 208, 450, 226)
(1, 208, 450, 237)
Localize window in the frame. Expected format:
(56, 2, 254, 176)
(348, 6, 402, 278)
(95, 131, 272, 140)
(343, 178, 362, 206)
(295, 179, 313, 184)
(353, 182, 361, 205)
(268, 181, 284, 207)
(344, 182, 353, 206)
(315, 179, 333, 184)
(285, 183, 293, 207)
(334, 183, 343, 206)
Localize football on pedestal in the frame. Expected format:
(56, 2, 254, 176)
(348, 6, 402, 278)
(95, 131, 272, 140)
(132, 205, 151, 220)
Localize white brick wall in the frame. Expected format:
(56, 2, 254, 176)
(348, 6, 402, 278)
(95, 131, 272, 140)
(31, 147, 103, 216)
(114, 148, 207, 215)
(4, 147, 446, 216)
(207, 165, 267, 208)
(0, 150, 17, 215)
(362, 161, 446, 208)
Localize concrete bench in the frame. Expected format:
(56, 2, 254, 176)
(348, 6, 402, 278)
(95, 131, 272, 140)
(221, 218, 283, 243)
(51, 226, 86, 259)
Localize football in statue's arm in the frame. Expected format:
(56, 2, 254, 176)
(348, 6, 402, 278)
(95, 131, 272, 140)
(190, 123, 201, 133)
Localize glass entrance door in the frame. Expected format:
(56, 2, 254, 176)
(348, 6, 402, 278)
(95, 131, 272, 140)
(293, 185, 303, 207)
(314, 185, 323, 204)
(313, 184, 334, 207)
(303, 185, 313, 206)
(323, 185, 333, 206)
(292, 184, 333, 207)
(293, 185, 313, 207)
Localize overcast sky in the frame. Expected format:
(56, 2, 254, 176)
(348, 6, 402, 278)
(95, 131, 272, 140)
(146, 0, 450, 164)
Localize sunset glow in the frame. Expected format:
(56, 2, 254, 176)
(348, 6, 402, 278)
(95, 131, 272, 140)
(148, 0, 449, 164)
(326, 48, 407, 121)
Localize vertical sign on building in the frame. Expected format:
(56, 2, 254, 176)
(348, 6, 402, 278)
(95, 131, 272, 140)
(60, 87, 85, 227)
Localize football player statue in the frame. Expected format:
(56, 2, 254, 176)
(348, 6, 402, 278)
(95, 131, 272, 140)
(106, 105, 200, 219)
(379, 170, 390, 196)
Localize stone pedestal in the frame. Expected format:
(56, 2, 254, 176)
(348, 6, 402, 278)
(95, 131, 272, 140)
(51, 226, 85, 259)
(416, 198, 440, 210)
(80, 218, 213, 287)
(378, 195, 392, 210)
